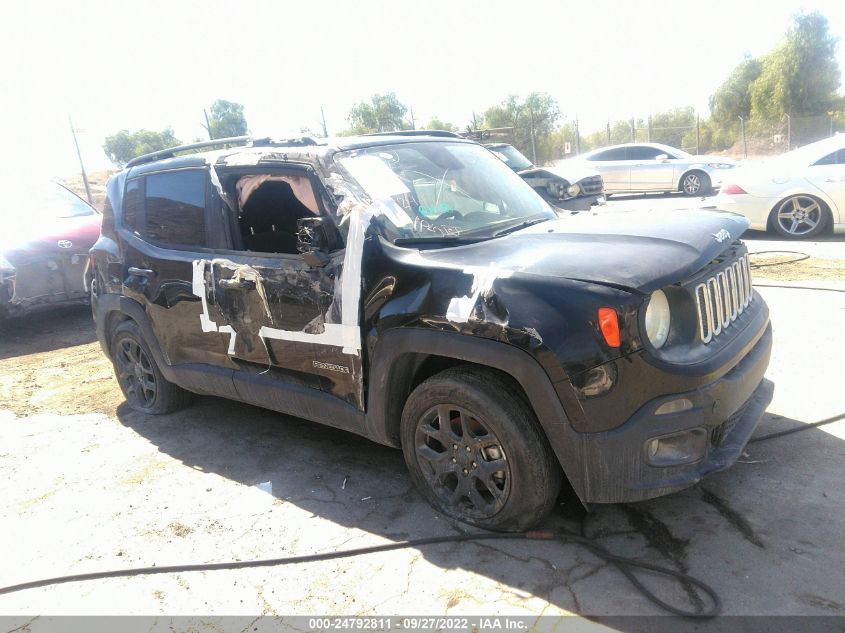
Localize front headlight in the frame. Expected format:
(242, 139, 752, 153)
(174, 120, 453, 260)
(644, 289, 671, 348)
(567, 183, 581, 197)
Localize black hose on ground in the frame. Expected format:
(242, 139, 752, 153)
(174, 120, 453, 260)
(747, 250, 810, 268)
(0, 529, 721, 617)
(749, 412, 845, 443)
(754, 282, 845, 293)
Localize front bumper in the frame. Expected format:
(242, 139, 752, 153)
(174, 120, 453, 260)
(710, 194, 776, 231)
(576, 323, 773, 503)
(557, 194, 605, 212)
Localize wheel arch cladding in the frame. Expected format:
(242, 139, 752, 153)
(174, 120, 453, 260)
(365, 328, 588, 502)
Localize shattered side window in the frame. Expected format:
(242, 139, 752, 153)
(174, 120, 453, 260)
(144, 170, 207, 249)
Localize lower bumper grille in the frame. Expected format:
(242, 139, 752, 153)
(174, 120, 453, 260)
(710, 399, 750, 447)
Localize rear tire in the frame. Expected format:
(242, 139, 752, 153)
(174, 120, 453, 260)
(111, 320, 192, 414)
(769, 195, 829, 239)
(400, 367, 562, 531)
(681, 170, 710, 196)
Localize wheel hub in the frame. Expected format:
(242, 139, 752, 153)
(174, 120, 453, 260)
(451, 441, 478, 475)
(415, 405, 510, 519)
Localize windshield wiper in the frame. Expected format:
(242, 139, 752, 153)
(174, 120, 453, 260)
(492, 217, 550, 237)
(393, 235, 493, 247)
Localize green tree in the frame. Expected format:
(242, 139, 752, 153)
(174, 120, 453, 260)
(424, 117, 457, 132)
(649, 106, 696, 149)
(343, 93, 410, 134)
(102, 128, 181, 166)
(206, 99, 249, 139)
(750, 11, 842, 119)
(710, 56, 762, 122)
(480, 93, 560, 164)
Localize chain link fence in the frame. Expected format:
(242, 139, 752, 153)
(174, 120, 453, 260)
(551, 112, 845, 163)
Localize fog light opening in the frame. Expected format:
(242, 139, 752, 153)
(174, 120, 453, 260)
(655, 398, 694, 415)
(646, 428, 708, 466)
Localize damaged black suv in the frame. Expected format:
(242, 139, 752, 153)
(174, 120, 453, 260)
(90, 134, 772, 530)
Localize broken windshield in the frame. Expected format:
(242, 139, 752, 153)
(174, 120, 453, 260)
(336, 141, 554, 242)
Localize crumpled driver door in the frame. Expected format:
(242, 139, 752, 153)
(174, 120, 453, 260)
(199, 255, 333, 386)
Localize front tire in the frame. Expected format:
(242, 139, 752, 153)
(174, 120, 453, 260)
(400, 367, 562, 531)
(111, 320, 191, 414)
(681, 171, 710, 196)
(770, 195, 828, 239)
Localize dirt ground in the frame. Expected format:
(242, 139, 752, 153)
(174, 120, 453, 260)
(1, 237, 844, 629)
(749, 252, 845, 282)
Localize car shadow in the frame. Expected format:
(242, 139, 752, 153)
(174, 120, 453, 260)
(113, 387, 844, 617)
(606, 191, 716, 202)
(742, 229, 845, 243)
(0, 305, 96, 360)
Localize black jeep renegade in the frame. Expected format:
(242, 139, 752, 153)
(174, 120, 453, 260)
(89, 134, 772, 530)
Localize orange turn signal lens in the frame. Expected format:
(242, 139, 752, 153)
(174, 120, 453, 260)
(597, 307, 620, 347)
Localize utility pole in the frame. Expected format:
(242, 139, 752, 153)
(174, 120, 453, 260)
(68, 115, 93, 206)
(739, 116, 747, 159)
(320, 106, 328, 137)
(409, 107, 416, 130)
(575, 115, 581, 155)
(203, 109, 213, 140)
(696, 114, 701, 155)
(647, 115, 652, 143)
(606, 121, 611, 145)
(528, 108, 537, 164)
(631, 117, 636, 142)
(786, 113, 791, 149)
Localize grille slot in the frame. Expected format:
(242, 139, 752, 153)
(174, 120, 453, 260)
(694, 255, 752, 344)
(578, 175, 604, 195)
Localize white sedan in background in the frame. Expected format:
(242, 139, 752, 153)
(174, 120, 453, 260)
(715, 135, 845, 239)
(565, 142, 737, 196)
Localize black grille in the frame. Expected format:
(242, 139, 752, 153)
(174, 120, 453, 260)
(579, 175, 603, 195)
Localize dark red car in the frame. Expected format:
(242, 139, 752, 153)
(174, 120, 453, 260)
(0, 182, 101, 319)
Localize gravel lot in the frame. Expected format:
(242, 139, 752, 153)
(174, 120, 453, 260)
(1, 204, 843, 629)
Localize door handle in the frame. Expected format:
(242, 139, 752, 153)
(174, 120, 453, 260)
(219, 278, 256, 290)
(128, 267, 156, 278)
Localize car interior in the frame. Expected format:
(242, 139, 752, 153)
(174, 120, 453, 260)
(229, 174, 320, 255)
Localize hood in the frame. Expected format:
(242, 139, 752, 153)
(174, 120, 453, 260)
(1, 213, 102, 263)
(415, 208, 749, 293)
(519, 163, 600, 184)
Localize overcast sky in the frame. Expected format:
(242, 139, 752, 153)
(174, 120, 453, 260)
(3, 0, 845, 177)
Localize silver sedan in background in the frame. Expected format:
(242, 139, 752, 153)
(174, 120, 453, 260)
(561, 142, 737, 196)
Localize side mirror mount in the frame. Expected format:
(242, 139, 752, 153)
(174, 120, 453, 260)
(655, 154, 670, 162)
(297, 217, 331, 268)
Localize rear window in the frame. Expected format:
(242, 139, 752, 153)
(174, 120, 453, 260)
(122, 179, 142, 234)
(588, 147, 627, 161)
(144, 170, 207, 248)
(628, 146, 668, 160)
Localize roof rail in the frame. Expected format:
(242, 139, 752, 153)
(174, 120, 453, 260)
(125, 135, 325, 168)
(363, 130, 463, 138)
(125, 136, 253, 168)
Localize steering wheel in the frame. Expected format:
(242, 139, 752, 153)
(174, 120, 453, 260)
(435, 208, 464, 221)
